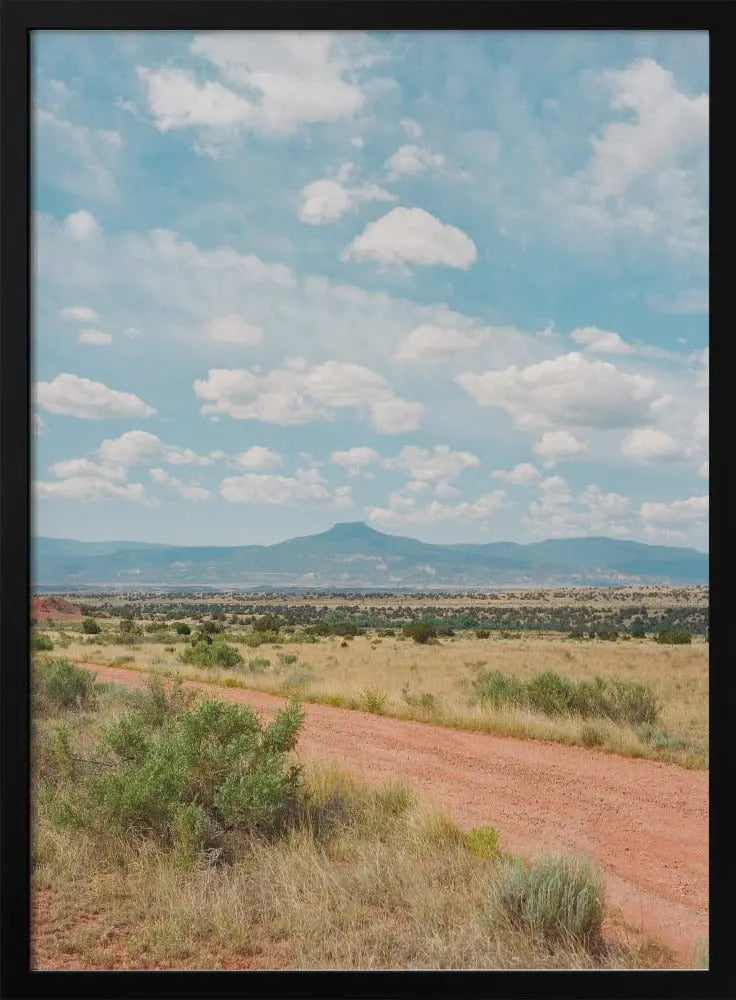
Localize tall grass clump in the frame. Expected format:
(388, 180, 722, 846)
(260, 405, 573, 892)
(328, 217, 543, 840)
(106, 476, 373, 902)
(473, 669, 658, 727)
(498, 854, 605, 950)
(31, 632, 55, 652)
(47, 683, 305, 854)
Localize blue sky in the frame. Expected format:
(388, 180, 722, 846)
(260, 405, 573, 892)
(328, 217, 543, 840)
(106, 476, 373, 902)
(31, 30, 709, 549)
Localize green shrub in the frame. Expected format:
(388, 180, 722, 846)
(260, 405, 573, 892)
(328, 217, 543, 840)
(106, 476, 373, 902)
(81, 618, 101, 635)
(278, 652, 298, 668)
(473, 669, 526, 708)
(35, 659, 98, 712)
(656, 629, 692, 645)
(357, 687, 388, 714)
(526, 670, 576, 715)
(248, 656, 271, 672)
(31, 632, 54, 651)
(580, 725, 605, 748)
(401, 684, 438, 714)
(402, 621, 437, 644)
(52, 691, 304, 850)
(181, 639, 243, 669)
(173, 622, 191, 635)
(253, 614, 283, 634)
(499, 854, 604, 949)
(475, 629, 490, 639)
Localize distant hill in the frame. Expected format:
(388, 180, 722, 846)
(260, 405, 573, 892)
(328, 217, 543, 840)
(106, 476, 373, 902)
(33, 522, 708, 589)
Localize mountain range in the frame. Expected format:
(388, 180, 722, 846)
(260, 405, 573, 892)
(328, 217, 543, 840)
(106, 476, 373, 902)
(33, 522, 709, 589)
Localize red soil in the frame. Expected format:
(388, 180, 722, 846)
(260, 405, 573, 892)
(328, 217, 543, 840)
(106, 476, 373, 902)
(31, 596, 82, 621)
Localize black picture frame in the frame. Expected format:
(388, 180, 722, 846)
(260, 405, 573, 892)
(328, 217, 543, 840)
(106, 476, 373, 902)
(1, 3, 730, 998)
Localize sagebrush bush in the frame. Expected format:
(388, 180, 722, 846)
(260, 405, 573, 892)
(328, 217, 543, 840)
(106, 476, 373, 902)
(357, 687, 388, 714)
(402, 621, 437, 644)
(31, 632, 54, 651)
(81, 618, 101, 635)
(473, 669, 658, 726)
(181, 638, 243, 669)
(48, 684, 305, 852)
(656, 629, 692, 645)
(498, 854, 604, 949)
(34, 659, 98, 712)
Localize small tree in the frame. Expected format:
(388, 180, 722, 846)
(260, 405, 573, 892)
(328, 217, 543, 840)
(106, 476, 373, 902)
(174, 622, 191, 635)
(81, 618, 101, 635)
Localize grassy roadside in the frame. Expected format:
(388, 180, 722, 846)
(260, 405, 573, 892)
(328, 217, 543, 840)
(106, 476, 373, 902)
(66, 649, 708, 770)
(32, 664, 675, 971)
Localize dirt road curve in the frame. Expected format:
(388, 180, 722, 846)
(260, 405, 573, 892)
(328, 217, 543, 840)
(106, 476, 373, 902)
(81, 663, 708, 962)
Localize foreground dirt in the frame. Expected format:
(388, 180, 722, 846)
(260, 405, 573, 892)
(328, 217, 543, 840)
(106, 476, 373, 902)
(41, 663, 709, 966)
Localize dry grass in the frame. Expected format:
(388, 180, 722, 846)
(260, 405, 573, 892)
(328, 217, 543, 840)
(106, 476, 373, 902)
(59, 628, 708, 768)
(32, 682, 669, 972)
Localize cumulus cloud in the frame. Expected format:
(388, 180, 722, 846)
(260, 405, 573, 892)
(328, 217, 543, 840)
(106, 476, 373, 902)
(221, 467, 353, 507)
(206, 314, 263, 345)
(61, 305, 100, 322)
(34, 476, 147, 503)
(51, 457, 126, 481)
(640, 494, 708, 526)
(621, 427, 686, 464)
(457, 353, 660, 430)
(401, 118, 423, 138)
(63, 210, 98, 239)
(491, 462, 541, 485)
(394, 325, 483, 362)
(569, 326, 631, 355)
(138, 32, 372, 149)
(386, 444, 479, 482)
(342, 207, 477, 269)
(366, 487, 505, 526)
(298, 177, 395, 225)
(194, 360, 423, 433)
(97, 430, 212, 468)
(533, 430, 588, 467)
(386, 144, 444, 178)
(150, 467, 211, 501)
(78, 329, 113, 345)
(34, 374, 157, 420)
(233, 446, 283, 470)
(330, 446, 381, 475)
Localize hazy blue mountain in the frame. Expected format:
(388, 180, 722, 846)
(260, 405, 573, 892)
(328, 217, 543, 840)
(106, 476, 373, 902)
(32, 523, 708, 589)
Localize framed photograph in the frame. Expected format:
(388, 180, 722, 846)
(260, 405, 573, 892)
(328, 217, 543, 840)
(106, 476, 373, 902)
(1, 3, 727, 997)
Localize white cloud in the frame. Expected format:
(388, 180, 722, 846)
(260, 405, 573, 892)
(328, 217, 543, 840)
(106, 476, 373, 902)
(394, 324, 483, 362)
(533, 430, 588, 467)
(401, 118, 423, 138)
(63, 210, 98, 239)
(698, 459, 709, 479)
(221, 467, 353, 507)
(343, 207, 477, 269)
(640, 494, 708, 526)
(36, 110, 121, 198)
(351, 136, 364, 148)
(330, 446, 381, 475)
(386, 444, 479, 482)
(621, 427, 686, 464)
(78, 329, 113, 345)
(366, 488, 505, 527)
(491, 462, 541, 485)
(298, 177, 395, 225)
(194, 360, 423, 433)
(206, 314, 263, 346)
(97, 430, 212, 468)
(34, 374, 157, 420)
(34, 476, 147, 503)
(33, 413, 44, 435)
(457, 353, 660, 430)
(569, 326, 631, 355)
(647, 289, 709, 315)
(386, 144, 444, 178)
(554, 58, 708, 255)
(233, 446, 283, 470)
(51, 457, 126, 481)
(137, 67, 254, 132)
(150, 468, 211, 501)
(61, 305, 100, 322)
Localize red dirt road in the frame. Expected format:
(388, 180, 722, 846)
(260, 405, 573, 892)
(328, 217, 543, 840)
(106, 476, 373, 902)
(79, 663, 709, 963)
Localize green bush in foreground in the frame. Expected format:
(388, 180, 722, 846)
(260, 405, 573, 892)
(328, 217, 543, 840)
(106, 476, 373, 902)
(499, 854, 605, 949)
(473, 669, 658, 727)
(34, 658, 98, 712)
(402, 621, 438, 644)
(81, 618, 101, 635)
(50, 683, 305, 851)
(181, 638, 243, 669)
(31, 632, 54, 651)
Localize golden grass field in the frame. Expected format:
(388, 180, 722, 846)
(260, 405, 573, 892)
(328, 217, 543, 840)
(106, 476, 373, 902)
(52, 626, 708, 769)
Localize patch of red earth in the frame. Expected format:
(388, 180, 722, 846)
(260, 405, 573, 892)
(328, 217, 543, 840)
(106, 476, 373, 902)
(32, 596, 83, 621)
(43, 663, 708, 968)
